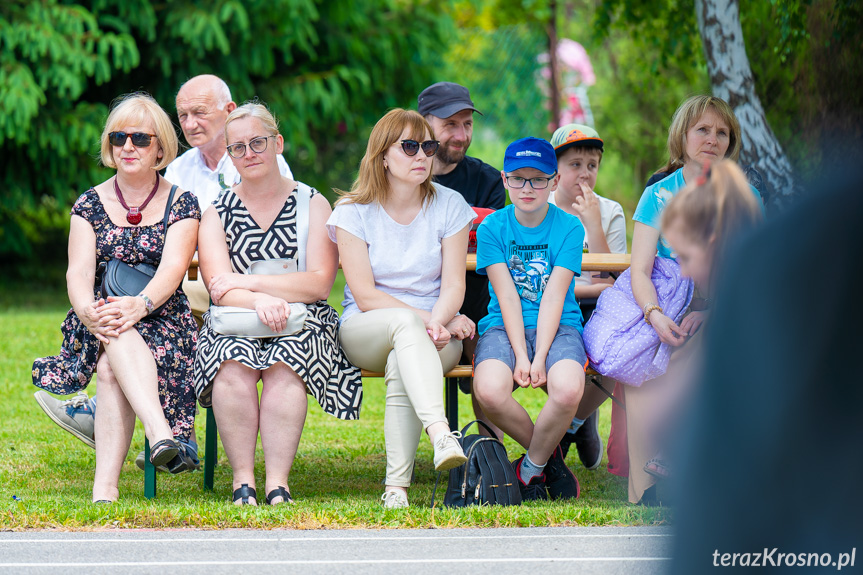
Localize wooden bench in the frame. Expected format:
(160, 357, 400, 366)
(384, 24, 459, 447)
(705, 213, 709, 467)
(144, 253, 631, 497)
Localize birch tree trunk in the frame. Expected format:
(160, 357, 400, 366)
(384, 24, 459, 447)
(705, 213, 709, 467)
(696, 0, 800, 210)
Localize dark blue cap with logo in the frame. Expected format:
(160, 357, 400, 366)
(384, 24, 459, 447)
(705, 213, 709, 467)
(503, 137, 557, 174)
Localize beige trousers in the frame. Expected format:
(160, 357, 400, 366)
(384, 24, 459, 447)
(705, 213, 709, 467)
(624, 327, 703, 503)
(339, 309, 462, 487)
(181, 273, 209, 328)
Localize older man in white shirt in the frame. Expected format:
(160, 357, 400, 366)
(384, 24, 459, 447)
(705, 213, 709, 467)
(33, 75, 292, 466)
(167, 74, 292, 213)
(167, 75, 292, 318)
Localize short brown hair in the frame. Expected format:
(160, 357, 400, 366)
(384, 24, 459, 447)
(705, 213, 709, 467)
(100, 93, 177, 171)
(658, 95, 741, 174)
(337, 108, 436, 206)
(557, 145, 603, 165)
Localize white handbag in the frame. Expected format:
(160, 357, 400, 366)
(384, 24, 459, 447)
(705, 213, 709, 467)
(210, 300, 309, 338)
(209, 183, 313, 338)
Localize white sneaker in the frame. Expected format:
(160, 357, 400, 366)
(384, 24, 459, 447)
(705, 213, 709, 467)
(433, 430, 467, 471)
(381, 490, 409, 509)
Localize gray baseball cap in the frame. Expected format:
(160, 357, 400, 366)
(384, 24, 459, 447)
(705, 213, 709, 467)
(417, 82, 483, 118)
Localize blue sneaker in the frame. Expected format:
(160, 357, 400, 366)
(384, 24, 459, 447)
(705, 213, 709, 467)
(34, 391, 96, 449)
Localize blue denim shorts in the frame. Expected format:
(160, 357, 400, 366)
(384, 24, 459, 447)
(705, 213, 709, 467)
(474, 324, 588, 373)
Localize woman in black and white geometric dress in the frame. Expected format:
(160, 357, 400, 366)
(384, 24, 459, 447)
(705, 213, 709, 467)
(194, 103, 361, 506)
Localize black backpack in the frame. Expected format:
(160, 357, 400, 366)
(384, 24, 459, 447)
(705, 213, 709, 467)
(432, 420, 522, 507)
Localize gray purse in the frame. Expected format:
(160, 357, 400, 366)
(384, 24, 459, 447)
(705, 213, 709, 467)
(209, 183, 313, 338)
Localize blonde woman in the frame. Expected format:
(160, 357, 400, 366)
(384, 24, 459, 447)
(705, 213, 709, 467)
(326, 109, 474, 508)
(32, 93, 200, 502)
(631, 95, 760, 350)
(194, 103, 361, 506)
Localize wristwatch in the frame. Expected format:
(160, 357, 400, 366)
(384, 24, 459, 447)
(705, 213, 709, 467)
(138, 292, 155, 314)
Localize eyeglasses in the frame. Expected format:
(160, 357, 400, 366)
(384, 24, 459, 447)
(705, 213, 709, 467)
(399, 139, 440, 157)
(505, 175, 556, 190)
(108, 132, 158, 147)
(227, 135, 277, 159)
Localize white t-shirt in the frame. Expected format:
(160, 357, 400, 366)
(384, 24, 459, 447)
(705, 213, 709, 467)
(549, 190, 627, 287)
(165, 147, 293, 213)
(326, 183, 476, 323)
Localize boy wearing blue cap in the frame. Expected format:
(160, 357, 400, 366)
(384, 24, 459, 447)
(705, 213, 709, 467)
(472, 137, 587, 501)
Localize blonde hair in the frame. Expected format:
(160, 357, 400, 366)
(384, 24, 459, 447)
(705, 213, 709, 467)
(337, 108, 436, 206)
(100, 93, 177, 170)
(662, 160, 762, 282)
(224, 101, 280, 141)
(658, 95, 741, 174)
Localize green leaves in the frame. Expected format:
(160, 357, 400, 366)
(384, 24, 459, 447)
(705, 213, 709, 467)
(1, 0, 452, 268)
(0, 1, 136, 146)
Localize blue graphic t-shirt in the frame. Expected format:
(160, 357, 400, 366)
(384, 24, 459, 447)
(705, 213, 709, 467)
(476, 204, 585, 335)
(634, 168, 763, 259)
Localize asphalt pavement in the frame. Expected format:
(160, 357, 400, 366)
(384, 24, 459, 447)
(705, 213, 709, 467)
(0, 526, 672, 574)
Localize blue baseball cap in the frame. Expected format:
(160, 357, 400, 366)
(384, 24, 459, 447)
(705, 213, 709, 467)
(503, 137, 557, 174)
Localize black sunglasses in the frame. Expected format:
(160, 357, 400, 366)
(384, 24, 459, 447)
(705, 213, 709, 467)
(400, 139, 440, 157)
(108, 132, 158, 147)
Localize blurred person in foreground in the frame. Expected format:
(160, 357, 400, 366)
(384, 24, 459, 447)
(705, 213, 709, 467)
(671, 166, 863, 572)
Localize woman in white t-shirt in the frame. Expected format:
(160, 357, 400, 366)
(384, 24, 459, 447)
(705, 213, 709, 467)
(326, 109, 475, 508)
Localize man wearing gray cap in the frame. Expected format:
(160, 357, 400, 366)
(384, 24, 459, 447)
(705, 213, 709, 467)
(418, 82, 505, 209)
(418, 82, 506, 435)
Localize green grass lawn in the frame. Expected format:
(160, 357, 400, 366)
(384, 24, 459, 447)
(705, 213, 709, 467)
(0, 275, 669, 529)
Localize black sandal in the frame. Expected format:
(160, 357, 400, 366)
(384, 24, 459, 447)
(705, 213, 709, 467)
(232, 483, 257, 505)
(165, 441, 201, 474)
(266, 486, 294, 506)
(149, 438, 179, 467)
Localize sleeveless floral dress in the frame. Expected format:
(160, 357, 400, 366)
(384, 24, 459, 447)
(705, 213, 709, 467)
(31, 189, 201, 441)
(194, 186, 362, 420)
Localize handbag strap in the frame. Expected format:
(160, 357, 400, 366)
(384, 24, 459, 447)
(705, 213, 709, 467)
(162, 184, 179, 237)
(294, 182, 312, 272)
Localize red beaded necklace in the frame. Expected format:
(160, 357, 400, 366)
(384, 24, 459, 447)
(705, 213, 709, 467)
(114, 172, 160, 225)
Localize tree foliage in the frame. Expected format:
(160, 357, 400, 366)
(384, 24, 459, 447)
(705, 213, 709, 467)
(0, 0, 452, 276)
(592, 0, 863, 191)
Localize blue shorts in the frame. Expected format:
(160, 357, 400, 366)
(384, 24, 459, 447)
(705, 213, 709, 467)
(474, 324, 588, 374)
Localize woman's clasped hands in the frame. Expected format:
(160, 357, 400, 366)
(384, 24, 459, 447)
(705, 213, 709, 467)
(81, 296, 149, 343)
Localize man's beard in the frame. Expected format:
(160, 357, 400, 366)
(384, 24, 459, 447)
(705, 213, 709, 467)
(436, 141, 469, 166)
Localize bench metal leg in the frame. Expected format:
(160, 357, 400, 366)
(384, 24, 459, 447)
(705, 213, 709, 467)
(445, 377, 460, 431)
(144, 437, 156, 499)
(204, 407, 218, 491)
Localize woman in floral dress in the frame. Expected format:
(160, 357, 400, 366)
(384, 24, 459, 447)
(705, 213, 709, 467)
(32, 93, 200, 502)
